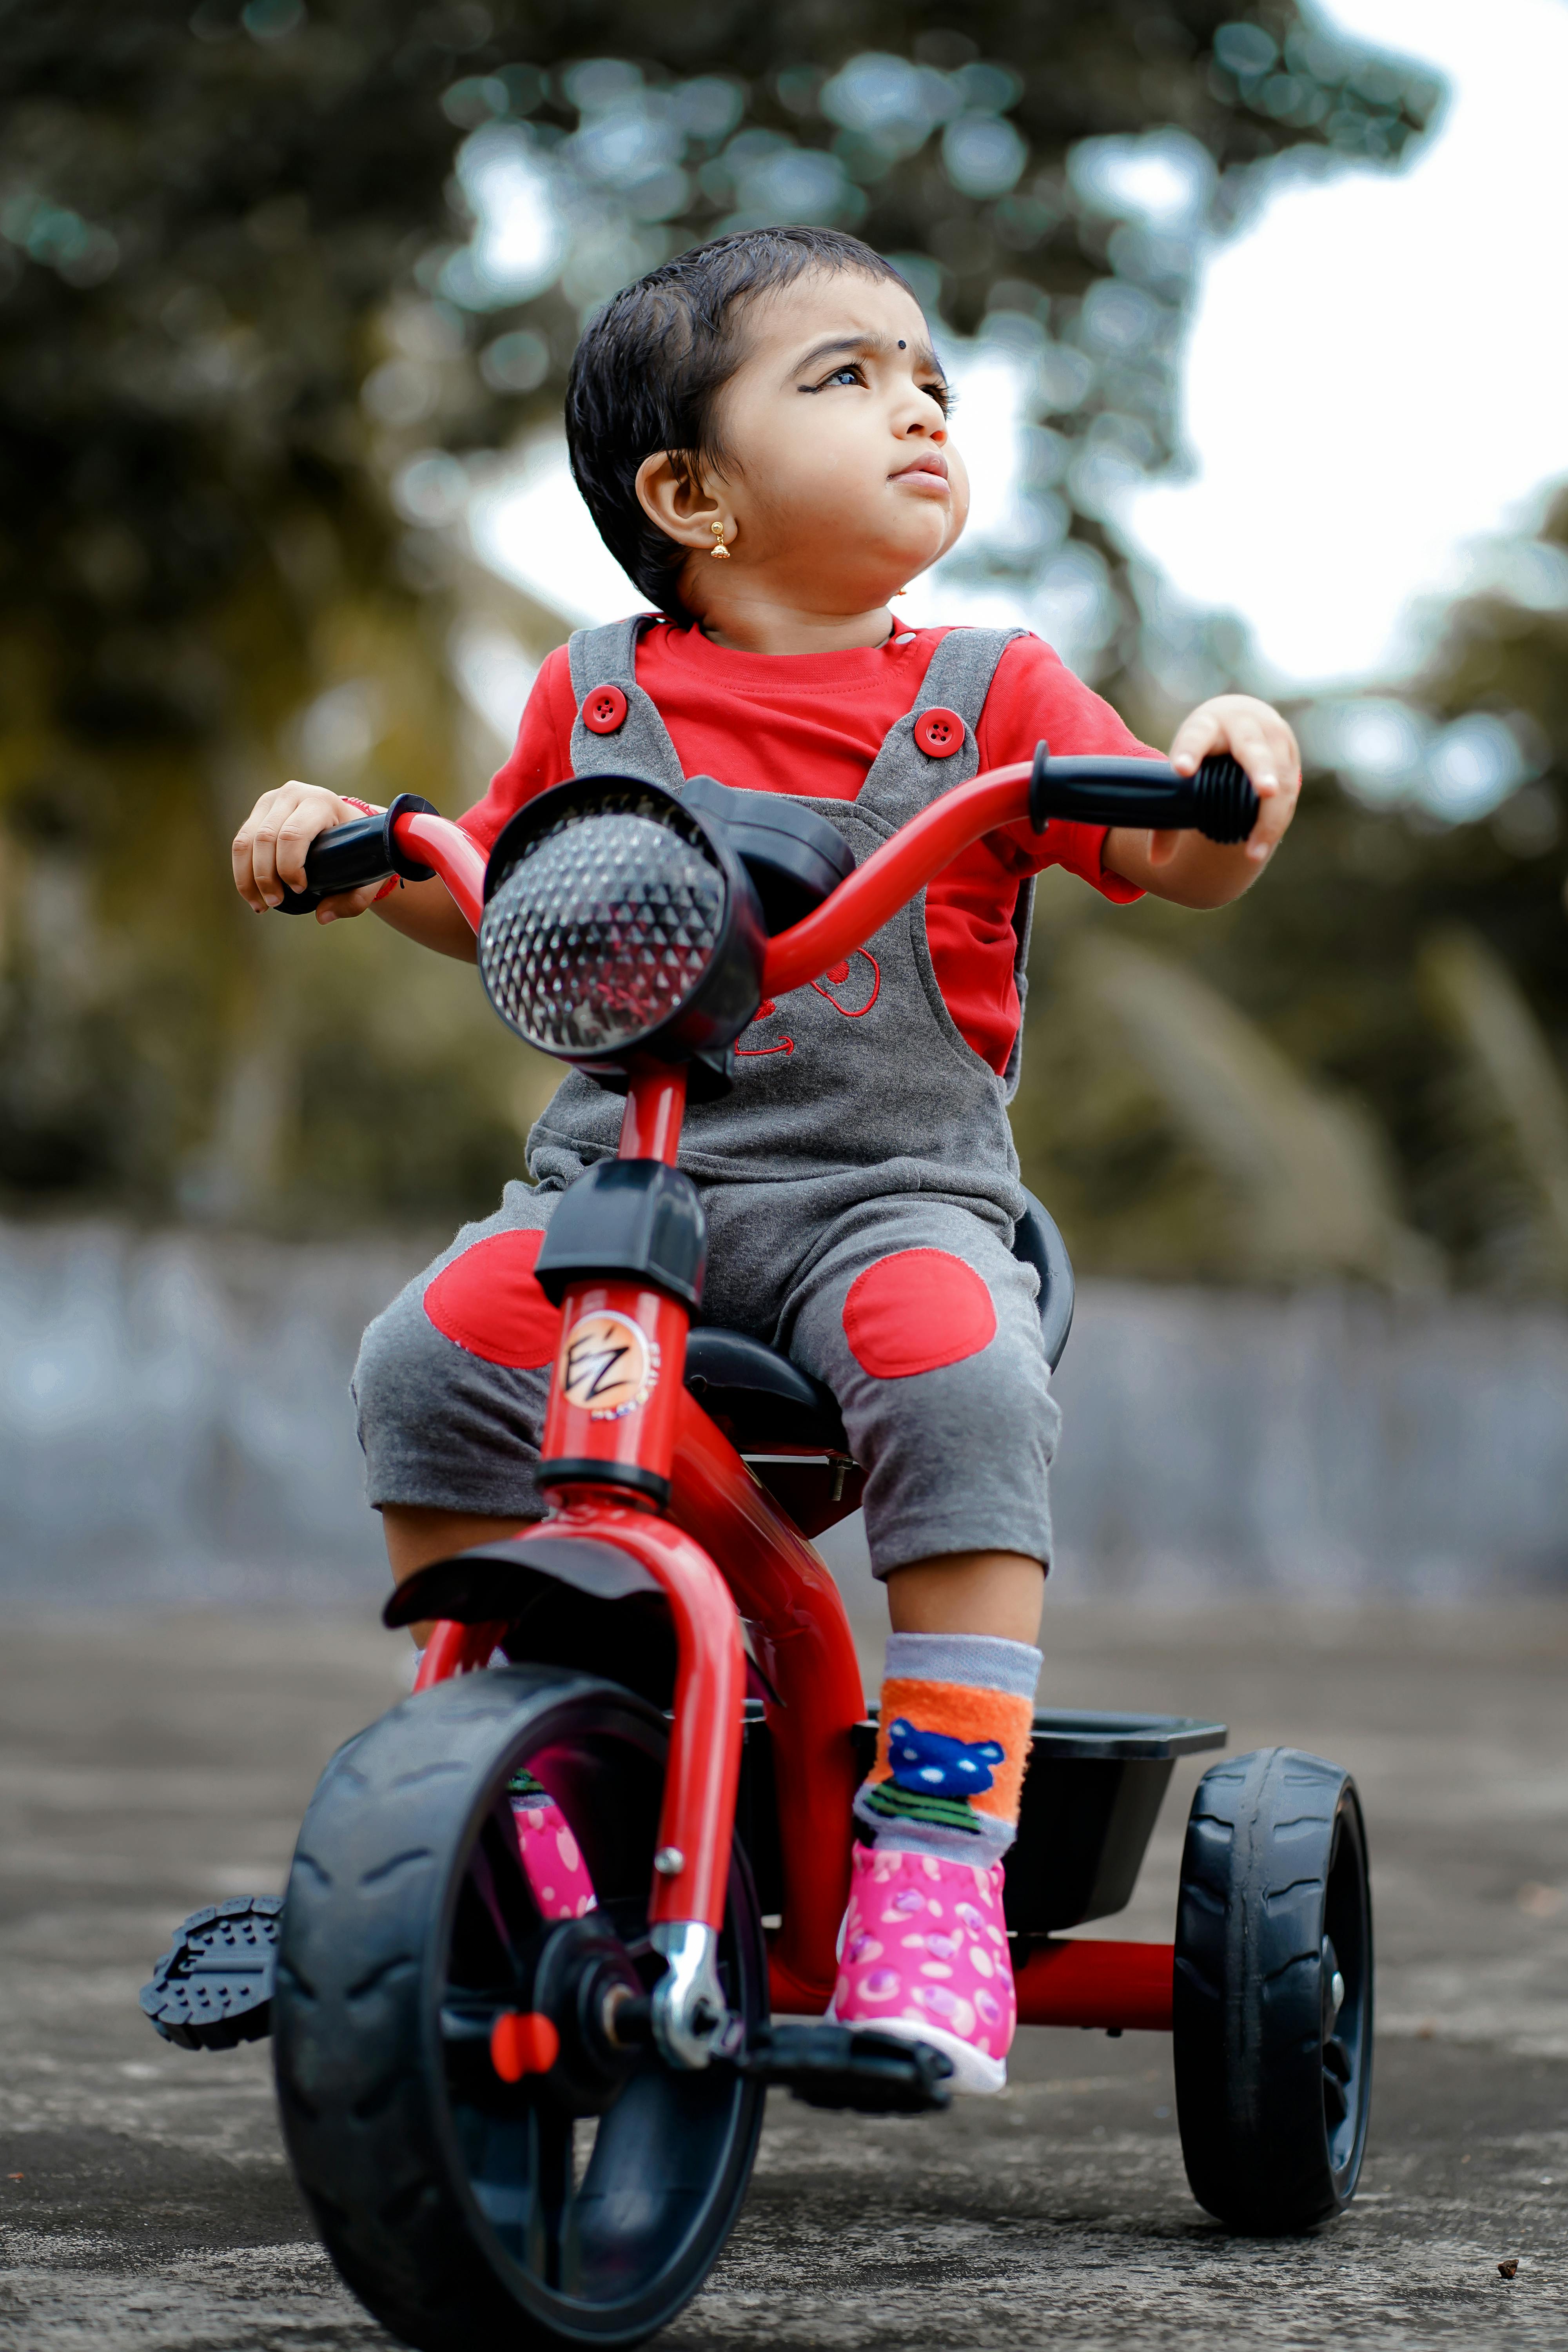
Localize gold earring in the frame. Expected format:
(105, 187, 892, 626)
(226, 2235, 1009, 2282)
(708, 518, 731, 560)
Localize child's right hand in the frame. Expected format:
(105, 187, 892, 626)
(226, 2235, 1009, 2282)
(232, 780, 385, 922)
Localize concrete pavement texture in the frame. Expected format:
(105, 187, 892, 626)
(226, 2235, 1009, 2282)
(0, 1601, 1563, 2350)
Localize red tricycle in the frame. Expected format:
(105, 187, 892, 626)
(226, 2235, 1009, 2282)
(142, 744, 1373, 2349)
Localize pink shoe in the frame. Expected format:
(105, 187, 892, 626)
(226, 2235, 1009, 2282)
(508, 1769, 597, 1922)
(825, 1843, 1016, 2094)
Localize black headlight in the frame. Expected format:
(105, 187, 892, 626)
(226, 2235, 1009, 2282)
(479, 775, 766, 1078)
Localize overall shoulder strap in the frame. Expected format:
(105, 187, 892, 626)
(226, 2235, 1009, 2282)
(922, 626, 1036, 1102)
(911, 623, 1026, 728)
(566, 615, 642, 700)
(566, 613, 685, 790)
(860, 624, 1038, 1097)
(927, 625, 1036, 1103)
(855, 624, 1027, 827)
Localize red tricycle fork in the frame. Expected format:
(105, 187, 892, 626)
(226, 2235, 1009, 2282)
(412, 1058, 864, 2056)
(414, 1065, 759, 2067)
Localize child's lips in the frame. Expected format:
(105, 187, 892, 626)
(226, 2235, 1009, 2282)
(891, 459, 951, 495)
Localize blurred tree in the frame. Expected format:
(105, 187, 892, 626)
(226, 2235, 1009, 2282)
(0, 0, 1439, 1232)
(1014, 495, 1568, 1293)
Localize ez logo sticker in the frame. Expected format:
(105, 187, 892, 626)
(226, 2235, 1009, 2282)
(559, 1311, 659, 1420)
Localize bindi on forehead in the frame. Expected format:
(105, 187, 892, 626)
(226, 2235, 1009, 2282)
(780, 326, 940, 373)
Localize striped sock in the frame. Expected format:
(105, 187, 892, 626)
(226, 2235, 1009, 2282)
(853, 1632, 1041, 1866)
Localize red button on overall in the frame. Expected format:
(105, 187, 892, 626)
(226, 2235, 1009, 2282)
(582, 685, 628, 734)
(914, 707, 962, 758)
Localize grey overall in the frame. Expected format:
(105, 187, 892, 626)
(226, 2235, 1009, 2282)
(354, 620, 1060, 1576)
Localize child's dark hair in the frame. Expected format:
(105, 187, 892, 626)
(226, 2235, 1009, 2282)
(566, 227, 913, 626)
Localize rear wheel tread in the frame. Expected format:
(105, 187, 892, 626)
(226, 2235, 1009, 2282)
(1174, 1746, 1373, 2236)
(1261, 1875, 1324, 1906)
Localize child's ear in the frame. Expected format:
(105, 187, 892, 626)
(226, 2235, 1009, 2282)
(634, 450, 724, 554)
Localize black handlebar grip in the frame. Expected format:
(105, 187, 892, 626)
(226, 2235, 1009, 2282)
(1181, 752, 1260, 843)
(273, 793, 440, 914)
(1027, 742, 1259, 844)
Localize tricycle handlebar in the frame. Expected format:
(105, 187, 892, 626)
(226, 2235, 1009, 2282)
(762, 762, 1033, 995)
(275, 795, 489, 931)
(761, 745, 1257, 997)
(276, 742, 1256, 996)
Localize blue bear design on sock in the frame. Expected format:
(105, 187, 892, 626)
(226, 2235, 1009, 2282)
(886, 1719, 1006, 1799)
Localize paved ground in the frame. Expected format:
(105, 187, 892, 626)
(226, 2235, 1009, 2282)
(0, 1600, 1563, 2350)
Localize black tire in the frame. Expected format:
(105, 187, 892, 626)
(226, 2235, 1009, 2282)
(272, 1666, 767, 2351)
(1173, 1746, 1373, 2233)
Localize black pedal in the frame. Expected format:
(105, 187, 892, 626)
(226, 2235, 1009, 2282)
(741, 2021, 952, 2114)
(140, 1896, 282, 2050)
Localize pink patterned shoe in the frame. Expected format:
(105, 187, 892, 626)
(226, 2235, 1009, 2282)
(825, 1844, 1016, 2094)
(508, 1769, 597, 1922)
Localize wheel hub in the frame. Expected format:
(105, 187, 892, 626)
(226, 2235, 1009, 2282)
(502, 1915, 647, 2117)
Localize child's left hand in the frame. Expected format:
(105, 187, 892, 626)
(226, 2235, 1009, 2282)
(1105, 693, 1301, 906)
(1167, 693, 1301, 867)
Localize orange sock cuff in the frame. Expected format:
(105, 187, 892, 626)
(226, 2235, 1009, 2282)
(868, 1677, 1034, 1827)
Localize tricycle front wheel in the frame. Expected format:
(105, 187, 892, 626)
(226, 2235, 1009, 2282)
(1173, 1746, 1373, 2233)
(272, 1664, 766, 2350)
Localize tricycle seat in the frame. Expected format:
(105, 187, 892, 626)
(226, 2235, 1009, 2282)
(684, 1327, 848, 1454)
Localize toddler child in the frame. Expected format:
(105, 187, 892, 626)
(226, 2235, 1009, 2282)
(232, 225, 1300, 2092)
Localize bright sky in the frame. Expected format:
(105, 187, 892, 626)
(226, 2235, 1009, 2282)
(466, 0, 1568, 712)
(1127, 0, 1568, 690)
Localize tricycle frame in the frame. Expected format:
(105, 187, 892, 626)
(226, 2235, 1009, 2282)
(395, 774, 1187, 2050)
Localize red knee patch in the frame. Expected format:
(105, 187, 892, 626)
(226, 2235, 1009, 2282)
(841, 1249, 997, 1379)
(423, 1231, 561, 1369)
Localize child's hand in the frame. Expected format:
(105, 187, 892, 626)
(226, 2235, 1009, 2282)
(1163, 695, 1301, 868)
(1104, 695, 1301, 906)
(232, 780, 385, 922)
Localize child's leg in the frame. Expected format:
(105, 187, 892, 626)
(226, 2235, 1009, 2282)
(828, 1605, 1041, 2092)
(781, 1201, 1055, 2090)
(352, 1185, 606, 1909)
(381, 1507, 528, 1646)
(886, 1547, 1044, 1643)
(352, 1180, 561, 1635)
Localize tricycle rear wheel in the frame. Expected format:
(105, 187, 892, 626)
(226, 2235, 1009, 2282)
(272, 1664, 766, 2350)
(1173, 1746, 1373, 2233)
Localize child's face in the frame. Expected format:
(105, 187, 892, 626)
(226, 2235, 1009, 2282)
(680, 271, 969, 616)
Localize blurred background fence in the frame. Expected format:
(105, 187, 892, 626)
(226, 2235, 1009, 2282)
(2, 0, 1564, 1602)
(4, 1219, 1564, 1604)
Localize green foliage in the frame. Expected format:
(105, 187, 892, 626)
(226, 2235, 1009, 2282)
(1016, 512, 1568, 1291)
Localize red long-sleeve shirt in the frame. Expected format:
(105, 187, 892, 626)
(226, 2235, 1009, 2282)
(462, 622, 1148, 1075)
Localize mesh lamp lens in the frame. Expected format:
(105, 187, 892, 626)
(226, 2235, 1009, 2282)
(479, 778, 764, 1071)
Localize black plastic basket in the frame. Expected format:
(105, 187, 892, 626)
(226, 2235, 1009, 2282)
(738, 1706, 1227, 1933)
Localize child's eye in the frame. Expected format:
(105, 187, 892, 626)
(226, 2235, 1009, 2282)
(923, 379, 953, 416)
(817, 364, 863, 390)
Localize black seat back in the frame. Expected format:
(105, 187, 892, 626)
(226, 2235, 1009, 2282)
(1014, 1185, 1075, 1372)
(682, 1325, 847, 1453)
